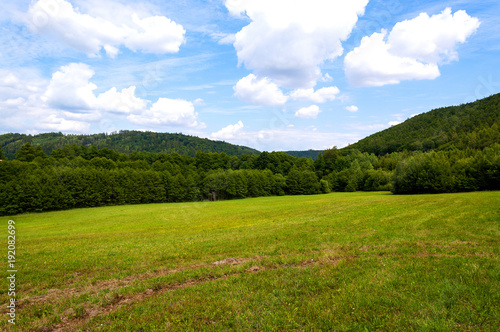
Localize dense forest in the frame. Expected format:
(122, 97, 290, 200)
(1, 94, 499, 216)
(283, 150, 323, 160)
(1, 141, 499, 216)
(0, 130, 260, 160)
(345, 93, 500, 155)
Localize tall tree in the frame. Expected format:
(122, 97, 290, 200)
(34, 146, 48, 159)
(16, 142, 37, 162)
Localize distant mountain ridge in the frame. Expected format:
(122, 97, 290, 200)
(2, 93, 499, 160)
(0, 130, 260, 159)
(282, 150, 323, 160)
(344, 93, 500, 155)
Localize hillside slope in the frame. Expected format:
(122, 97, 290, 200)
(283, 149, 323, 160)
(0, 130, 260, 159)
(344, 93, 500, 155)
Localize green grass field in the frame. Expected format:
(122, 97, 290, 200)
(2, 192, 499, 331)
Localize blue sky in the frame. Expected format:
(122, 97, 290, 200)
(1, 0, 499, 151)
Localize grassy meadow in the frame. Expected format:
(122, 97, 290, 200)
(1, 191, 499, 331)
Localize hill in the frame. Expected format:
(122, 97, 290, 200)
(283, 149, 323, 160)
(344, 93, 500, 155)
(0, 130, 260, 159)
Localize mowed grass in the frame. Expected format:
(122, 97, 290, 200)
(1, 192, 499, 331)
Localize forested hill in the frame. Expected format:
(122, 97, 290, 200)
(283, 150, 323, 160)
(344, 93, 500, 155)
(0, 130, 260, 159)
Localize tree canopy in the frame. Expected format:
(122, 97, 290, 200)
(0, 130, 260, 160)
(1, 141, 499, 216)
(344, 93, 500, 155)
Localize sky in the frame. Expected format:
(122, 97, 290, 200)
(1, 0, 499, 151)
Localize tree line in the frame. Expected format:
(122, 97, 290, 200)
(347, 93, 500, 155)
(0, 142, 499, 215)
(0, 130, 259, 160)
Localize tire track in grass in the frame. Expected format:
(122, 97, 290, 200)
(50, 259, 261, 331)
(18, 258, 252, 311)
(48, 256, 334, 331)
(17, 242, 495, 331)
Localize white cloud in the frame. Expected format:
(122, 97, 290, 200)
(350, 120, 402, 132)
(127, 98, 202, 128)
(103, 44, 119, 58)
(350, 123, 389, 132)
(27, 0, 185, 57)
(345, 105, 359, 112)
(205, 126, 361, 151)
(96, 86, 147, 113)
(233, 74, 288, 106)
(290, 86, 340, 103)
(0, 73, 21, 87)
(4, 97, 25, 106)
(294, 105, 321, 119)
(38, 114, 91, 132)
(345, 30, 441, 87)
(124, 14, 186, 54)
(193, 98, 205, 106)
(43, 63, 98, 109)
(0, 63, 203, 134)
(211, 121, 244, 140)
(43, 63, 148, 113)
(0, 69, 46, 99)
(0, 68, 93, 134)
(345, 8, 480, 87)
(388, 8, 481, 64)
(210, 32, 236, 45)
(226, 0, 368, 89)
(62, 110, 102, 122)
(321, 73, 333, 82)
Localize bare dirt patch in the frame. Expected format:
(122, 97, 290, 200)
(212, 257, 249, 265)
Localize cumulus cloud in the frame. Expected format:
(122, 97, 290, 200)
(294, 105, 321, 119)
(211, 121, 244, 140)
(0, 67, 96, 133)
(388, 121, 401, 126)
(388, 8, 481, 64)
(226, 0, 368, 89)
(125, 14, 186, 53)
(345, 105, 359, 112)
(43, 63, 148, 113)
(345, 8, 480, 87)
(97, 86, 147, 113)
(0, 63, 203, 134)
(0, 69, 46, 99)
(290, 86, 340, 103)
(38, 114, 91, 132)
(127, 98, 202, 128)
(27, 0, 185, 57)
(233, 74, 288, 106)
(43, 63, 98, 109)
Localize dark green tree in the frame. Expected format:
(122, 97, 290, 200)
(16, 142, 37, 162)
(226, 170, 248, 199)
(34, 146, 47, 159)
(319, 179, 331, 193)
